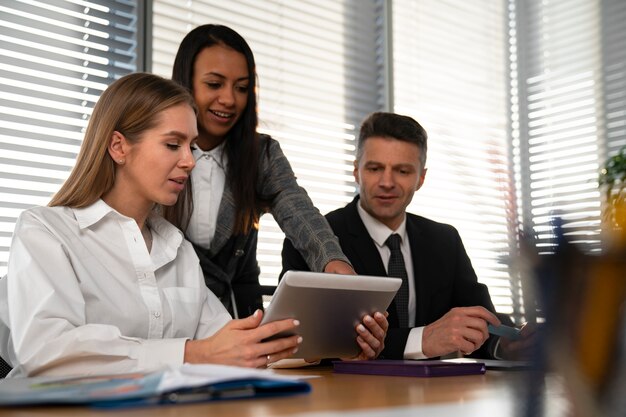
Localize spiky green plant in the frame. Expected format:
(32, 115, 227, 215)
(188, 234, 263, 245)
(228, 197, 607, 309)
(599, 145, 626, 229)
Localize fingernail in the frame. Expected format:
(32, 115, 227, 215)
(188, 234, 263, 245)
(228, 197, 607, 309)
(292, 347, 299, 354)
(297, 336, 303, 344)
(364, 315, 373, 323)
(293, 319, 300, 326)
(358, 324, 366, 333)
(254, 309, 261, 317)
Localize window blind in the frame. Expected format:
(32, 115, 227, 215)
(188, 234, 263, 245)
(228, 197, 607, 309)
(0, 0, 139, 276)
(151, 0, 382, 285)
(391, 0, 517, 317)
(512, 0, 605, 255)
(601, 0, 626, 172)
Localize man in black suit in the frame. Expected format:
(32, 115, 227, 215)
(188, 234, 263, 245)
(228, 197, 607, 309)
(282, 112, 523, 360)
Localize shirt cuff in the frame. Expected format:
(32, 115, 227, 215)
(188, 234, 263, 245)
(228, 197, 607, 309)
(138, 338, 188, 371)
(492, 336, 503, 360)
(403, 326, 429, 360)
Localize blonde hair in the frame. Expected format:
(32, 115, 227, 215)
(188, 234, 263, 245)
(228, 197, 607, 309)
(49, 72, 196, 229)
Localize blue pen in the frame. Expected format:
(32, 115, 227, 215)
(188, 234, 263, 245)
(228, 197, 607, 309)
(488, 324, 522, 340)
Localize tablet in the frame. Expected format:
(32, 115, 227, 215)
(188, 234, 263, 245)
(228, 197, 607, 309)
(261, 271, 401, 359)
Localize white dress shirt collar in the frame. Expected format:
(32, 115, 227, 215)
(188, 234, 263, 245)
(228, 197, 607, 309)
(73, 198, 116, 229)
(193, 140, 227, 168)
(188, 141, 228, 249)
(74, 199, 185, 269)
(356, 198, 408, 248)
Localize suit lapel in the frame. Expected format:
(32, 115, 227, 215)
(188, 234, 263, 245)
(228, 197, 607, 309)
(210, 183, 236, 256)
(343, 198, 387, 277)
(406, 215, 429, 326)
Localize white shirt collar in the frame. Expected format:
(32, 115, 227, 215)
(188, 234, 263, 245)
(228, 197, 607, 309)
(356, 197, 407, 248)
(73, 199, 184, 252)
(73, 198, 115, 229)
(192, 140, 227, 169)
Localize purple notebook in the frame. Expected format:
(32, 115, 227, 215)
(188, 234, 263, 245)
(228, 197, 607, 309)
(333, 360, 486, 377)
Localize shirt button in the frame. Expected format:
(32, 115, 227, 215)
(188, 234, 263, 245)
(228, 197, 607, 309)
(153, 311, 161, 318)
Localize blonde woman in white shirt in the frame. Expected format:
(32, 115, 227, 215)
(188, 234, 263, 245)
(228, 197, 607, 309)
(0, 73, 307, 377)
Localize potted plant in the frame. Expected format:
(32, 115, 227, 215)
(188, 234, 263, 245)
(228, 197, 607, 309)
(598, 145, 626, 243)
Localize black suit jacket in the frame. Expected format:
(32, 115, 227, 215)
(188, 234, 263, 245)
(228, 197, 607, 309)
(281, 195, 501, 359)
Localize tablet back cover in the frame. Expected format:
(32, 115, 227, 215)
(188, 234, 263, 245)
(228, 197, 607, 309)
(262, 272, 401, 358)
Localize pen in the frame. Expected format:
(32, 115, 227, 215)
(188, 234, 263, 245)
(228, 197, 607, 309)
(161, 384, 256, 403)
(488, 324, 522, 340)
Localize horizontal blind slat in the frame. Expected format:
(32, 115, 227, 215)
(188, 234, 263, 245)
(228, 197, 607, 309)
(0, 0, 139, 276)
(152, 0, 380, 287)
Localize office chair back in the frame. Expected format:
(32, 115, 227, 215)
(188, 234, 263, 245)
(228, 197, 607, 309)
(0, 357, 10, 378)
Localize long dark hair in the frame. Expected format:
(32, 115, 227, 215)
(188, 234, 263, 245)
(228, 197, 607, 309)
(172, 24, 261, 235)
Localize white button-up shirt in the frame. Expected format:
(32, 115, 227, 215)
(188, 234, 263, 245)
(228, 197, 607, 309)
(356, 203, 428, 360)
(2, 200, 231, 377)
(186, 142, 227, 249)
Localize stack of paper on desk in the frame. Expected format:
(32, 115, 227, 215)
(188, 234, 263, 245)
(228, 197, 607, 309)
(0, 364, 310, 408)
(442, 357, 532, 370)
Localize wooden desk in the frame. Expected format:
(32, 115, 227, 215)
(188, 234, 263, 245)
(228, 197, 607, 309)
(0, 366, 562, 417)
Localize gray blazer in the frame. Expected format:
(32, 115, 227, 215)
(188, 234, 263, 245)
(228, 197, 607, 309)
(191, 135, 349, 317)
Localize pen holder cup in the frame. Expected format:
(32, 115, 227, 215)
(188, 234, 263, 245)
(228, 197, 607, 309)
(529, 227, 626, 417)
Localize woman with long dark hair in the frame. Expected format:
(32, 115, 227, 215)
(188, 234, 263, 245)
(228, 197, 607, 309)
(170, 24, 355, 317)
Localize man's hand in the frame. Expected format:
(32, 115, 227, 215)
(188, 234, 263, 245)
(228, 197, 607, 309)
(422, 306, 500, 358)
(323, 260, 356, 275)
(498, 322, 537, 360)
(355, 312, 389, 360)
(184, 310, 302, 368)
(344, 311, 389, 361)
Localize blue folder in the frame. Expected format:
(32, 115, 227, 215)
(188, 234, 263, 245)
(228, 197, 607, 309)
(0, 368, 310, 408)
